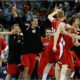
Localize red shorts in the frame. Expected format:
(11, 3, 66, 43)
(0, 53, 1, 59)
(38, 52, 54, 77)
(70, 51, 80, 68)
(59, 50, 74, 70)
(6, 64, 19, 74)
(21, 53, 37, 75)
(49, 65, 54, 76)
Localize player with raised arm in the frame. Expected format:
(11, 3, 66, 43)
(12, 4, 43, 80)
(48, 5, 80, 80)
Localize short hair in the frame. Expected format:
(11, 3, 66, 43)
(11, 24, 19, 30)
(31, 15, 38, 22)
(57, 10, 65, 18)
(45, 28, 51, 33)
(69, 15, 80, 25)
(45, 28, 51, 31)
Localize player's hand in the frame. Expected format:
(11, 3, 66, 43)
(54, 5, 62, 13)
(10, 29, 15, 34)
(52, 5, 59, 14)
(54, 5, 59, 11)
(72, 34, 77, 39)
(36, 56, 40, 61)
(53, 46, 57, 52)
(12, 3, 18, 17)
(36, 53, 42, 61)
(11, 29, 17, 34)
(12, 3, 17, 11)
(1, 50, 6, 54)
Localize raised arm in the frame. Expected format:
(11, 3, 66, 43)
(62, 29, 80, 40)
(12, 4, 27, 33)
(0, 28, 19, 36)
(48, 10, 57, 22)
(48, 7, 61, 22)
(0, 32, 12, 35)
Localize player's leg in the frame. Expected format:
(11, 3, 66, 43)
(55, 63, 60, 80)
(5, 64, 18, 80)
(29, 54, 37, 79)
(21, 54, 30, 80)
(60, 64, 68, 80)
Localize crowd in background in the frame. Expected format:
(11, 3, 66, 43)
(0, 0, 80, 79)
(0, 0, 80, 30)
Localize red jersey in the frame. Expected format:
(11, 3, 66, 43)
(52, 18, 60, 31)
(41, 37, 53, 56)
(52, 18, 65, 62)
(38, 37, 54, 77)
(64, 27, 77, 50)
(64, 35, 73, 50)
(41, 37, 51, 50)
(71, 51, 80, 68)
(61, 28, 77, 70)
(0, 38, 7, 54)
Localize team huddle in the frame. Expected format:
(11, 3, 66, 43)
(0, 4, 80, 80)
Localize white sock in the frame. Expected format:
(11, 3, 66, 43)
(42, 63, 53, 80)
(70, 71, 75, 78)
(65, 76, 68, 80)
(42, 73, 47, 80)
(60, 74, 67, 80)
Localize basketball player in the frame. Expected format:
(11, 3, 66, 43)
(5, 24, 24, 80)
(38, 28, 54, 79)
(48, 7, 79, 80)
(12, 5, 43, 80)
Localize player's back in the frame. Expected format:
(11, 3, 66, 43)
(52, 18, 64, 47)
(52, 18, 65, 62)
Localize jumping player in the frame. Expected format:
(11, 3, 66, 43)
(48, 7, 79, 80)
